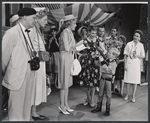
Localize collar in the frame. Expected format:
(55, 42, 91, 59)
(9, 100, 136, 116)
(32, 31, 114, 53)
(110, 36, 118, 40)
(98, 36, 105, 43)
(87, 37, 96, 43)
(131, 40, 140, 46)
(19, 22, 27, 33)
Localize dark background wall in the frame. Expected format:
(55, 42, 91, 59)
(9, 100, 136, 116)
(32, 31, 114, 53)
(105, 4, 141, 42)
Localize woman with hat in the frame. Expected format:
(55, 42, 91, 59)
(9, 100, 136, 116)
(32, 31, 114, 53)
(48, 25, 59, 87)
(78, 25, 101, 108)
(113, 35, 126, 95)
(123, 29, 145, 103)
(78, 26, 88, 40)
(58, 14, 77, 114)
(29, 8, 48, 120)
(9, 14, 19, 27)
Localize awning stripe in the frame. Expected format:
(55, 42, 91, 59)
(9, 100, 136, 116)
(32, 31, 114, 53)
(91, 10, 105, 23)
(77, 4, 85, 22)
(64, 4, 72, 16)
(31, 3, 118, 25)
(84, 4, 98, 22)
(72, 3, 79, 18)
(79, 4, 90, 22)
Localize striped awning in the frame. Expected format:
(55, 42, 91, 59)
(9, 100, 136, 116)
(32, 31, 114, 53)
(32, 3, 65, 10)
(32, 3, 120, 25)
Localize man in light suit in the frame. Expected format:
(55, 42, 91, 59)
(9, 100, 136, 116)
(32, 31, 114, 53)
(2, 7, 37, 121)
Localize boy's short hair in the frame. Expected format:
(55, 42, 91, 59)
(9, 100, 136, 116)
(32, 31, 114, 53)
(108, 47, 120, 58)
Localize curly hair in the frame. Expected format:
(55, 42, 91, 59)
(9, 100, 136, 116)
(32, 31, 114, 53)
(36, 9, 48, 19)
(134, 29, 143, 39)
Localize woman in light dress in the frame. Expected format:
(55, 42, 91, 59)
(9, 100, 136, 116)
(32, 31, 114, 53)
(30, 10, 48, 120)
(58, 14, 77, 114)
(123, 29, 145, 103)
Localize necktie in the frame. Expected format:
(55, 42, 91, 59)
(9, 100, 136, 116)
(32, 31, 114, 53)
(25, 29, 30, 33)
(25, 29, 36, 56)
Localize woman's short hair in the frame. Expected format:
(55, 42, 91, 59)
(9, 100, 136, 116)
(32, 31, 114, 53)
(119, 35, 126, 44)
(36, 9, 48, 19)
(88, 25, 97, 32)
(134, 29, 143, 38)
(98, 25, 105, 30)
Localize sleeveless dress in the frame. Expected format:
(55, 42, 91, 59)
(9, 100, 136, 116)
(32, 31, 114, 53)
(57, 28, 75, 89)
(115, 44, 125, 80)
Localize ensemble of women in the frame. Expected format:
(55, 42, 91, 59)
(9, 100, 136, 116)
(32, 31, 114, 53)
(2, 7, 145, 121)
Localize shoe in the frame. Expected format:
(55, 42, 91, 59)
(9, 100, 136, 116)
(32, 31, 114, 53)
(89, 103, 96, 108)
(115, 88, 119, 93)
(104, 104, 110, 116)
(124, 95, 129, 101)
(65, 107, 74, 112)
(91, 102, 102, 113)
(58, 106, 70, 114)
(83, 100, 89, 106)
(131, 98, 135, 103)
(32, 115, 46, 120)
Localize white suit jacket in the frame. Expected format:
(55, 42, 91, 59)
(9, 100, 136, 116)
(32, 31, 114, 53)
(2, 24, 32, 90)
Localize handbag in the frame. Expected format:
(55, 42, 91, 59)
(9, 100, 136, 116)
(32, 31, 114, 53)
(38, 50, 50, 61)
(71, 53, 81, 76)
(36, 26, 50, 61)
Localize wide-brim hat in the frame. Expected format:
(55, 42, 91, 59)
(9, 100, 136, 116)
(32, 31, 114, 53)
(9, 14, 19, 23)
(63, 14, 77, 21)
(34, 7, 46, 12)
(78, 26, 88, 36)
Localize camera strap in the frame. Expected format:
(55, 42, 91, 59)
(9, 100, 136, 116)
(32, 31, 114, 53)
(19, 24, 34, 59)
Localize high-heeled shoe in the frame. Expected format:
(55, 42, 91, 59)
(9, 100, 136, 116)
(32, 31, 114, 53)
(65, 107, 74, 112)
(131, 98, 135, 103)
(83, 100, 89, 106)
(124, 95, 129, 101)
(58, 106, 70, 114)
(89, 103, 96, 108)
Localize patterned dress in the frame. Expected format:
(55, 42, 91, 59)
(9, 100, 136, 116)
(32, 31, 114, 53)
(78, 37, 100, 87)
(115, 44, 125, 80)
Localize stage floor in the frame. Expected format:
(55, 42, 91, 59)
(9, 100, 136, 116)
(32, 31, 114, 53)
(2, 82, 148, 121)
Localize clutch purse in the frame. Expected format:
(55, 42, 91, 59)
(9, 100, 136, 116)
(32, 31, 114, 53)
(38, 51, 50, 61)
(71, 59, 82, 76)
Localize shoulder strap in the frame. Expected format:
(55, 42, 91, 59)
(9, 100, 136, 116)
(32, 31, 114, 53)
(35, 26, 46, 50)
(19, 24, 33, 59)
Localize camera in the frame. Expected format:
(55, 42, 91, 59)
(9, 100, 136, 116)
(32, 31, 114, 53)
(28, 57, 40, 71)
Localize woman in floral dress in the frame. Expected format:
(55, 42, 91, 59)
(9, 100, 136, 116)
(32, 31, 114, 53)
(78, 26, 101, 107)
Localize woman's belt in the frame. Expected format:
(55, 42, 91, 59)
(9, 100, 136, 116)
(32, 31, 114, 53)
(59, 50, 73, 53)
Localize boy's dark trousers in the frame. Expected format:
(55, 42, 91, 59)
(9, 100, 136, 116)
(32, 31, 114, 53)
(91, 78, 112, 116)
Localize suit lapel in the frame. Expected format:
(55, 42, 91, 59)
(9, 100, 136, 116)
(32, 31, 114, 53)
(17, 24, 30, 56)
